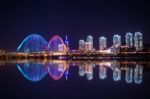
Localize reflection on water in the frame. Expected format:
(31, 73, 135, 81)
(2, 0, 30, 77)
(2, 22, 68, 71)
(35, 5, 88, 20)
(17, 62, 47, 82)
(15, 60, 146, 84)
(47, 62, 68, 80)
(78, 61, 143, 84)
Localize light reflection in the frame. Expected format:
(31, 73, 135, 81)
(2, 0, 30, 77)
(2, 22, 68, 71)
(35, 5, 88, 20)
(113, 62, 121, 81)
(16, 60, 144, 84)
(17, 62, 47, 82)
(125, 67, 133, 83)
(86, 65, 93, 80)
(134, 64, 143, 84)
(47, 62, 67, 80)
(79, 65, 85, 77)
(99, 65, 107, 80)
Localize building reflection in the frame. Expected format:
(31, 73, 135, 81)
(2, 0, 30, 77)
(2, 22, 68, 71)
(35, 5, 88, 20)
(16, 60, 144, 84)
(99, 65, 107, 80)
(134, 65, 143, 84)
(77, 61, 144, 84)
(85, 63, 94, 80)
(112, 61, 121, 81)
(125, 67, 133, 83)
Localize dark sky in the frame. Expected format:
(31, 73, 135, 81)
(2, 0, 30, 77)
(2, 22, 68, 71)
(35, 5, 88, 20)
(0, 0, 150, 50)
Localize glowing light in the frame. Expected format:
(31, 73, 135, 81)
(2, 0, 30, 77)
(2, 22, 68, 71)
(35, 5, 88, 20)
(48, 35, 67, 52)
(47, 63, 66, 80)
(17, 63, 48, 82)
(17, 34, 67, 52)
(17, 34, 48, 52)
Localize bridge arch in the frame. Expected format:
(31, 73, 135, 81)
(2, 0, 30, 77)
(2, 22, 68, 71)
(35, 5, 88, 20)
(47, 35, 66, 52)
(17, 34, 48, 52)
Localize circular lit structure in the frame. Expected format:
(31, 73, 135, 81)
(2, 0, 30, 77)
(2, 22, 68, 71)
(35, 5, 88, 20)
(17, 63, 48, 82)
(48, 35, 66, 52)
(17, 34, 48, 52)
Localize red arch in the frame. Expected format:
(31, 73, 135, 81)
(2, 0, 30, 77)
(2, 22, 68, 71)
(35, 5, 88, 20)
(48, 35, 67, 51)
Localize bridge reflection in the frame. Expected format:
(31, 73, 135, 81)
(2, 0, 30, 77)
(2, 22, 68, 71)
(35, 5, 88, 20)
(17, 62, 47, 82)
(16, 60, 147, 84)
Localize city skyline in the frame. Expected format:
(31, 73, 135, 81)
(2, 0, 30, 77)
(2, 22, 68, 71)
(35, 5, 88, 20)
(0, 1, 150, 50)
(0, 31, 144, 51)
(0, 1, 150, 99)
(13, 32, 144, 51)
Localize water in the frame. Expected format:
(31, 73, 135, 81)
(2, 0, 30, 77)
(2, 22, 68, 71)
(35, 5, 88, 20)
(0, 59, 150, 99)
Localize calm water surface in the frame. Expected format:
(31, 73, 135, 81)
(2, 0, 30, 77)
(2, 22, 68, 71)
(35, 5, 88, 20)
(0, 59, 150, 99)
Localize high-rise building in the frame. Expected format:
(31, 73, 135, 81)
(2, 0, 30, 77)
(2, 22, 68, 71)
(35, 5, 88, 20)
(86, 42, 93, 51)
(125, 32, 133, 48)
(99, 36, 107, 50)
(113, 34, 121, 46)
(79, 39, 85, 50)
(134, 32, 143, 51)
(86, 35, 93, 50)
(112, 34, 121, 53)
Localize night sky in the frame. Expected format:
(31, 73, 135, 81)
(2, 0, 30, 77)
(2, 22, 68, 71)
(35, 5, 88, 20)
(0, 0, 150, 50)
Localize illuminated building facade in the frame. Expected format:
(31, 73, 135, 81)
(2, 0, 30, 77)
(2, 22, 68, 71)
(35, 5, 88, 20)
(134, 32, 143, 51)
(79, 39, 85, 50)
(125, 32, 133, 48)
(113, 34, 121, 46)
(85, 42, 93, 51)
(112, 34, 121, 53)
(99, 36, 107, 50)
(86, 35, 93, 51)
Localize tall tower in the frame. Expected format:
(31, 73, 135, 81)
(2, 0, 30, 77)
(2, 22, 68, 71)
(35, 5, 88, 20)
(125, 32, 133, 48)
(99, 36, 107, 50)
(86, 35, 93, 51)
(79, 39, 85, 50)
(64, 35, 70, 52)
(134, 32, 143, 51)
(113, 34, 121, 46)
(112, 34, 121, 53)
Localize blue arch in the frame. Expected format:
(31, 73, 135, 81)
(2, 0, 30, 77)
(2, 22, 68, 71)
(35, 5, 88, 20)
(17, 34, 48, 52)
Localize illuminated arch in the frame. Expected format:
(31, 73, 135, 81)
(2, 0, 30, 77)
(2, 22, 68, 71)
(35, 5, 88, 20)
(48, 35, 66, 52)
(17, 34, 48, 52)
(17, 63, 48, 82)
(47, 63, 66, 80)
